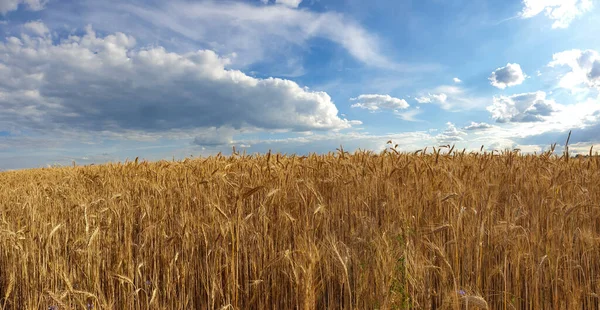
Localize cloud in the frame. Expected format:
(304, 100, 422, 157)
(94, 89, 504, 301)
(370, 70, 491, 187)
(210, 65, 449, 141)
(516, 113, 600, 150)
(436, 122, 467, 144)
(487, 91, 560, 123)
(477, 95, 600, 148)
(548, 49, 600, 91)
(77, 1, 425, 71)
(414, 85, 485, 110)
(275, 0, 303, 8)
(0, 0, 47, 14)
(234, 96, 600, 158)
(415, 93, 448, 104)
(463, 122, 494, 130)
(350, 94, 409, 111)
(0, 135, 64, 150)
(489, 63, 527, 89)
(192, 127, 235, 146)
(234, 130, 436, 155)
(23, 20, 49, 36)
(0, 25, 358, 144)
(520, 0, 593, 28)
(485, 139, 519, 151)
(394, 109, 423, 122)
(453, 77, 462, 83)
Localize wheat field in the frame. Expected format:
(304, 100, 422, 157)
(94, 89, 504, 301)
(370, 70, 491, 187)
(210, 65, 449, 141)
(0, 145, 599, 309)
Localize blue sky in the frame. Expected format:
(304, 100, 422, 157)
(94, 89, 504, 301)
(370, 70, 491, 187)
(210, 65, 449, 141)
(1, 0, 599, 170)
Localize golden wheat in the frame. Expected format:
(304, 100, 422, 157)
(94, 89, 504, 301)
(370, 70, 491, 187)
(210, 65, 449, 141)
(0, 148, 599, 309)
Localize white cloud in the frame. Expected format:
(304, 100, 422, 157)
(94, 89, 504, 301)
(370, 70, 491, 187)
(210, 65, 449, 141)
(489, 63, 527, 89)
(478, 96, 600, 153)
(487, 91, 560, 123)
(415, 93, 448, 104)
(238, 94, 600, 156)
(548, 49, 600, 91)
(226, 120, 597, 157)
(350, 94, 409, 111)
(521, 0, 593, 28)
(453, 77, 462, 83)
(414, 85, 484, 110)
(484, 95, 600, 139)
(484, 139, 519, 151)
(0, 0, 47, 14)
(23, 20, 49, 36)
(235, 130, 436, 155)
(463, 122, 494, 131)
(436, 122, 467, 144)
(192, 127, 235, 146)
(0, 0, 19, 14)
(275, 0, 303, 8)
(0, 26, 358, 143)
(394, 109, 423, 122)
(93, 1, 415, 71)
(515, 144, 543, 153)
(24, 0, 45, 10)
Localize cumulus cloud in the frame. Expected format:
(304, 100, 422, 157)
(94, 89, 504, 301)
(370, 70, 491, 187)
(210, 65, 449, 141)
(0, 0, 47, 14)
(517, 113, 600, 151)
(475, 95, 600, 149)
(453, 77, 462, 83)
(0, 25, 358, 143)
(23, 20, 49, 36)
(487, 91, 560, 123)
(520, 0, 593, 28)
(548, 49, 600, 91)
(463, 122, 494, 131)
(350, 94, 409, 111)
(436, 122, 467, 144)
(489, 63, 527, 89)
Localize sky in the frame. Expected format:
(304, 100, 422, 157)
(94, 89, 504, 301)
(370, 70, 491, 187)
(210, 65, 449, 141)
(0, 0, 599, 170)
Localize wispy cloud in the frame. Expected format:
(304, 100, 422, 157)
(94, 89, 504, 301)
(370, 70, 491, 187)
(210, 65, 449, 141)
(414, 85, 484, 110)
(395, 108, 424, 122)
(231, 130, 436, 154)
(72, 0, 437, 72)
(520, 0, 593, 29)
(415, 93, 448, 105)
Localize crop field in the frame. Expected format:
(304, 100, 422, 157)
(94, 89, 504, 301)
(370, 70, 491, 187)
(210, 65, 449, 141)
(1, 146, 599, 309)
